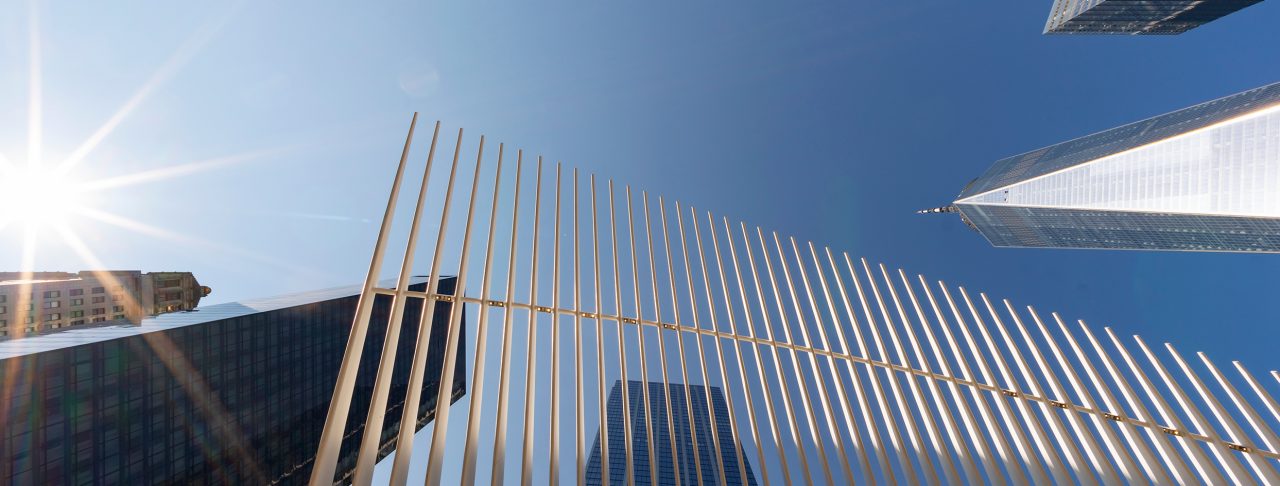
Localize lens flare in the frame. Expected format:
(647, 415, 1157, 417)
(0, 166, 85, 229)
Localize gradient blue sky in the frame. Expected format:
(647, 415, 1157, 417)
(1, 1, 1278, 481)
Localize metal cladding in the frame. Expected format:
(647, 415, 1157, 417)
(313, 116, 1280, 485)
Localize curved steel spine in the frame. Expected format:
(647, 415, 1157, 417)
(459, 144, 507, 484)
(674, 204, 728, 486)
(310, 114, 419, 486)
(489, 151, 524, 485)
(316, 122, 1280, 486)
(642, 192, 683, 486)
(724, 218, 793, 486)
(518, 158, 545, 486)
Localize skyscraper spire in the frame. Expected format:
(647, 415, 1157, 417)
(915, 205, 957, 215)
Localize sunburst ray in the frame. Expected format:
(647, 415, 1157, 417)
(27, 0, 42, 169)
(80, 145, 295, 192)
(75, 206, 331, 281)
(0, 154, 14, 224)
(56, 2, 245, 174)
(0, 225, 39, 447)
(51, 223, 146, 313)
(8, 227, 39, 338)
(257, 209, 373, 224)
(74, 206, 197, 241)
(52, 223, 268, 483)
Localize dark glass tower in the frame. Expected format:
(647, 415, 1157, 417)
(586, 380, 757, 486)
(1043, 0, 1264, 35)
(951, 81, 1280, 252)
(0, 278, 465, 485)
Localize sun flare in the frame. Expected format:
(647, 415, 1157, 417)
(1, 0, 320, 290)
(0, 165, 85, 229)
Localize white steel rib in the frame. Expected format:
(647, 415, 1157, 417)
(311, 117, 1280, 485)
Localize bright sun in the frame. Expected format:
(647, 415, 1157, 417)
(0, 166, 85, 229)
(3, 2, 295, 283)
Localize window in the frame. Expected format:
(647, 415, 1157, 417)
(163, 291, 183, 301)
(0, 306, 5, 314)
(24, 316, 35, 324)
(92, 297, 106, 304)
(24, 303, 33, 311)
(157, 279, 181, 288)
(0, 294, 6, 303)
(70, 310, 84, 318)
(91, 287, 105, 294)
(91, 317, 105, 323)
(91, 308, 106, 316)
(71, 298, 83, 306)
(112, 306, 124, 313)
(70, 320, 84, 326)
(69, 289, 84, 296)
(43, 301, 61, 309)
(113, 314, 125, 320)
(112, 294, 123, 302)
(43, 290, 61, 298)
(0, 319, 5, 326)
(45, 313, 61, 321)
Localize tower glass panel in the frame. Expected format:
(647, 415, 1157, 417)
(1044, 0, 1264, 35)
(955, 82, 1280, 252)
(585, 380, 758, 486)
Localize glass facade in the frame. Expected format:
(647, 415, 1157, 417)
(955, 82, 1280, 252)
(1043, 0, 1263, 35)
(964, 107, 1280, 215)
(957, 205, 1280, 251)
(959, 82, 1280, 201)
(0, 279, 466, 485)
(585, 380, 757, 486)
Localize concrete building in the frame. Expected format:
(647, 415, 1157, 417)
(0, 270, 210, 338)
(1043, 0, 1264, 35)
(0, 277, 465, 485)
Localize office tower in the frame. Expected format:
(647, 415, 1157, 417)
(0, 277, 465, 485)
(0, 270, 210, 337)
(946, 81, 1280, 252)
(586, 381, 758, 486)
(1043, 0, 1264, 34)
(324, 118, 1280, 485)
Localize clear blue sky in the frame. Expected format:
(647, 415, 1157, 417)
(2, 1, 1278, 482)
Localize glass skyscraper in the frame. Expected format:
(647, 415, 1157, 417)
(0, 278, 465, 485)
(951, 81, 1280, 252)
(586, 380, 757, 486)
(1043, 0, 1264, 35)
